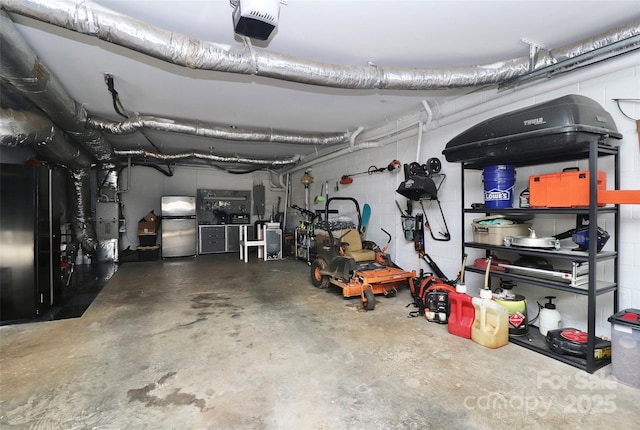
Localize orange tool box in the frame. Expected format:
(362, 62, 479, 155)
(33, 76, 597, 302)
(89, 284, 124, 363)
(529, 169, 606, 208)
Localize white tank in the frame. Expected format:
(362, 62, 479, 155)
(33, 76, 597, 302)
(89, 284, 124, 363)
(539, 296, 562, 336)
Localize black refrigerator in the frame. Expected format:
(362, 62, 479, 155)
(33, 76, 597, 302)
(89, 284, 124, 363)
(0, 164, 64, 323)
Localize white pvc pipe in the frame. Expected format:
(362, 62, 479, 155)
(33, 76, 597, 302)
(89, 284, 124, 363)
(417, 100, 433, 162)
(304, 186, 309, 210)
(290, 101, 435, 174)
(415, 121, 423, 163)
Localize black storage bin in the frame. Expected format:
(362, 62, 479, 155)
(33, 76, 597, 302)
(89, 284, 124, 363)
(442, 94, 622, 168)
(137, 245, 160, 261)
(138, 233, 157, 247)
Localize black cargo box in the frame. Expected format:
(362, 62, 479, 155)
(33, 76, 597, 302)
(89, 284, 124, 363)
(442, 95, 622, 168)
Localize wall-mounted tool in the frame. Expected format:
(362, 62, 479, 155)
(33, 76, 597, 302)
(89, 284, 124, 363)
(397, 158, 450, 241)
(413, 213, 425, 254)
(395, 200, 413, 241)
(314, 181, 328, 205)
(426, 157, 442, 175)
(403, 158, 441, 179)
(340, 160, 402, 184)
(361, 203, 371, 237)
(339, 175, 354, 185)
(395, 200, 417, 241)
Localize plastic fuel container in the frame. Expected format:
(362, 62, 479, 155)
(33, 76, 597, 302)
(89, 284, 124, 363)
(471, 288, 509, 348)
(447, 283, 474, 339)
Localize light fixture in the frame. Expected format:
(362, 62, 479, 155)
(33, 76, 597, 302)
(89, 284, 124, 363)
(301, 170, 314, 188)
(232, 0, 280, 41)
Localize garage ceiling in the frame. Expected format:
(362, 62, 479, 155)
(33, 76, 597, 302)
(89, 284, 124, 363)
(2, 0, 640, 168)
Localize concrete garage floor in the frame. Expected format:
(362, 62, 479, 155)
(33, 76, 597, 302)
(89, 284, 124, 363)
(1, 254, 639, 429)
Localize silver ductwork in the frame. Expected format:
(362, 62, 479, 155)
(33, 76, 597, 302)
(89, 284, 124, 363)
(1, 9, 305, 167)
(0, 108, 93, 168)
(68, 168, 97, 254)
(95, 167, 119, 263)
(114, 149, 300, 167)
(0, 9, 112, 162)
(88, 115, 351, 146)
(0, 107, 97, 254)
(549, 24, 640, 61)
(1, 0, 638, 90)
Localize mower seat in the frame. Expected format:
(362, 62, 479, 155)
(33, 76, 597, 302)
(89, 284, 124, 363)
(340, 229, 376, 262)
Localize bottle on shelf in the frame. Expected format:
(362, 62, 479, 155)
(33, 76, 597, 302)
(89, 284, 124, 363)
(519, 187, 530, 208)
(448, 254, 475, 339)
(471, 257, 510, 348)
(538, 296, 562, 336)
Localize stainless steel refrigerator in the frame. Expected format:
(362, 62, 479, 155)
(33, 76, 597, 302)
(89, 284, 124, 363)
(161, 196, 197, 258)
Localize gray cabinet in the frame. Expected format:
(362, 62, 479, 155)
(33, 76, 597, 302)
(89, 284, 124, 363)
(199, 226, 225, 254)
(226, 225, 241, 252)
(199, 225, 253, 254)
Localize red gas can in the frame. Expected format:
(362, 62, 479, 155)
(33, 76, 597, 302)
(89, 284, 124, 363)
(448, 287, 475, 339)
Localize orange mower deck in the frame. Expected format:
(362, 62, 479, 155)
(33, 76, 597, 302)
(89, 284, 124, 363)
(333, 266, 416, 298)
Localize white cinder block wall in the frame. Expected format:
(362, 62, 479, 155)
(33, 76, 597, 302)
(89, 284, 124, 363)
(119, 165, 284, 251)
(290, 54, 639, 337)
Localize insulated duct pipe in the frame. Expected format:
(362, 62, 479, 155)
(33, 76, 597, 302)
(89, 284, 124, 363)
(69, 168, 98, 254)
(1, 1, 638, 90)
(88, 116, 351, 146)
(113, 149, 300, 167)
(0, 108, 93, 168)
(0, 9, 111, 162)
(0, 107, 98, 254)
